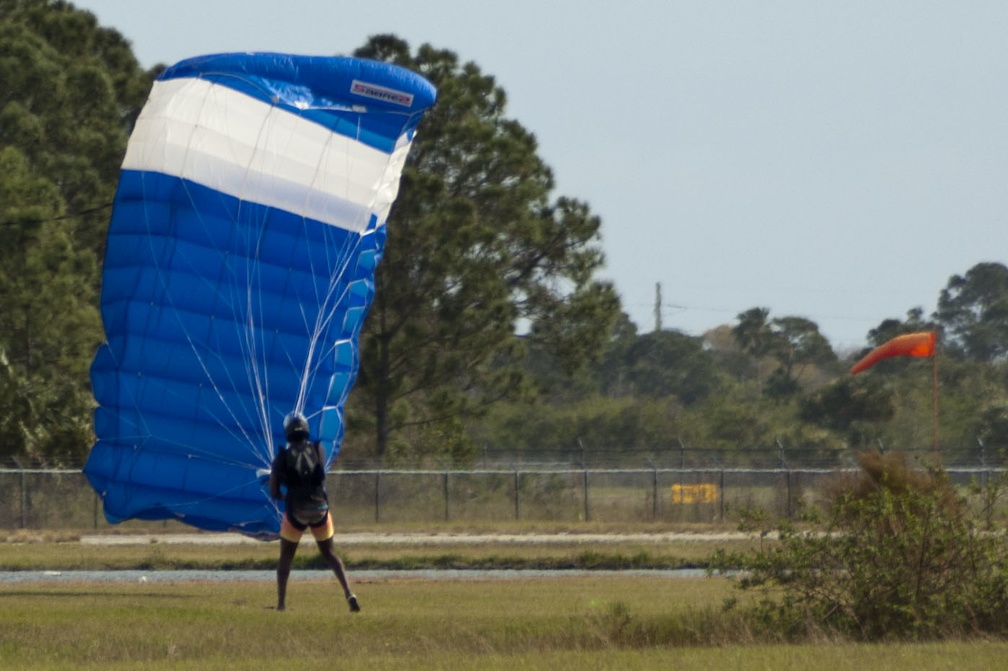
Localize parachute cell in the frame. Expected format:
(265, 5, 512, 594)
(83, 53, 436, 537)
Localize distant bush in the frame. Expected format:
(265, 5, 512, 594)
(713, 450, 1008, 641)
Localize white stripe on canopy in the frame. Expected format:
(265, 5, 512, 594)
(122, 77, 413, 232)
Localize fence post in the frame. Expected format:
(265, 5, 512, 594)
(514, 470, 521, 520)
(786, 469, 793, 519)
(583, 469, 590, 522)
(719, 469, 725, 522)
(374, 470, 381, 523)
(12, 459, 27, 529)
(979, 437, 988, 489)
(652, 467, 659, 520)
(443, 470, 450, 521)
(20, 468, 27, 529)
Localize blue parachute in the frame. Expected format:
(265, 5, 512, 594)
(84, 53, 436, 537)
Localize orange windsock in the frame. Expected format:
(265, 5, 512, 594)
(850, 331, 936, 375)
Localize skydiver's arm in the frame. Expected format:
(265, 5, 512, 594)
(269, 470, 282, 500)
(269, 449, 284, 499)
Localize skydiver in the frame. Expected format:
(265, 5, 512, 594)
(269, 411, 360, 613)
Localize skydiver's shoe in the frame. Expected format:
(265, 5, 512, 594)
(347, 594, 360, 613)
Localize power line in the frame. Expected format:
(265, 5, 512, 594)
(3, 202, 113, 228)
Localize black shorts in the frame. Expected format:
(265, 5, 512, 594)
(280, 510, 333, 542)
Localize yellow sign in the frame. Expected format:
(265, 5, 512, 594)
(671, 483, 718, 504)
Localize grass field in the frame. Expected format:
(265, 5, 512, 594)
(3, 528, 1008, 669)
(4, 575, 1008, 670)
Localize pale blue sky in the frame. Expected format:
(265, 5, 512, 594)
(74, 1, 1008, 350)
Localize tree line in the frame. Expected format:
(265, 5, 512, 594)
(2, 1, 1008, 468)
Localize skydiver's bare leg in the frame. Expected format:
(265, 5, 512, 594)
(317, 537, 359, 612)
(276, 538, 298, 611)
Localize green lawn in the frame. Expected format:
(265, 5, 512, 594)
(3, 576, 1007, 670)
(2, 532, 1008, 670)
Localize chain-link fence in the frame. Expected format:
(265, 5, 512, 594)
(448, 442, 1007, 471)
(3, 465, 1004, 531)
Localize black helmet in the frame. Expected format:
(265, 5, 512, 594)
(283, 412, 310, 441)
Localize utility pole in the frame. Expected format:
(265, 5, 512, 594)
(654, 282, 662, 332)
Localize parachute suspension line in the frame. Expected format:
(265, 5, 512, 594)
(304, 234, 361, 407)
(138, 175, 232, 461)
(294, 125, 339, 412)
(294, 109, 417, 424)
(294, 229, 360, 416)
(349, 112, 372, 233)
(156, 79, 269, 464)
(118, 176, 258, 520)
(157, 77, 269, 466)
(242, 203, 275, 464)
(293, 111, 372, 415)
(166, 177, 266, 469)
(237, 103, 290, 463)
(294, 109, 414, 411)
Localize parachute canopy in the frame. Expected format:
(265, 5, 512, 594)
(84, 53, 436, 537)
(850, 331, 936, 375)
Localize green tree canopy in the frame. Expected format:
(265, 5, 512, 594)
(935, 262, 1008, 362)
(732, 307, 835, 398)
(865, 307, 932, 347)
(0, 0, 151, 259)
(348, 35, 620, 460)
(621, 329, 721, 404)
(0, 1, 151, 464)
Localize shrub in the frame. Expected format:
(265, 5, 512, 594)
(713, 450, 1008, 641)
